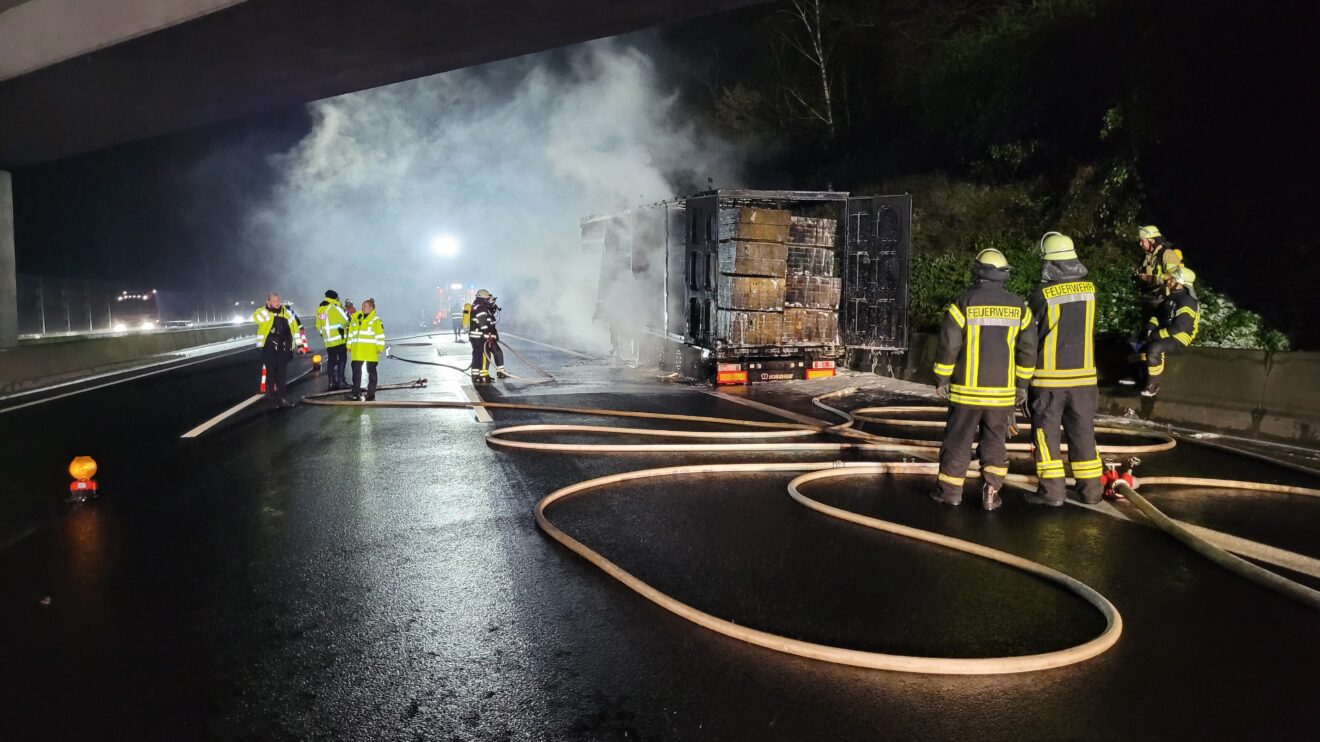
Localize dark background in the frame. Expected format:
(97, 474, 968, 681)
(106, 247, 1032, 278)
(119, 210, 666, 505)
(11, 0, 1319, 345)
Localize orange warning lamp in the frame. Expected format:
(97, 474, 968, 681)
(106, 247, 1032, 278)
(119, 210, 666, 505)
(312, 353, 323, 370)
(69, 456, 98, 497)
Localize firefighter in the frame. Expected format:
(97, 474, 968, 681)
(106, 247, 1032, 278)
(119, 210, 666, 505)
(469, 290, 506, 383)
(253, 292, 300, 408)
(1139, 266, 1199, 398)
(931, 249, 1037, 511)
(316, 289, 351, 390)
(1024, 233, 1104, 506)
(347, 297, 385, 401)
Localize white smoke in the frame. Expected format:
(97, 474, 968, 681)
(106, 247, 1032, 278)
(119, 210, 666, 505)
(243, 38, 742, 348)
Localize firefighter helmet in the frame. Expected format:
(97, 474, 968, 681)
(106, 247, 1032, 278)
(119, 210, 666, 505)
(1039, 232, 1078, 261)
(1168, 266, 1196, 286)
(975, 249, 1009, 269)
(1138, 225, 1162, 240)
(476, 289, 492, 299)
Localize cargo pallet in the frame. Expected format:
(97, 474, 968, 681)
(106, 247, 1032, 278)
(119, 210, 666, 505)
(582, 189, 911, 383)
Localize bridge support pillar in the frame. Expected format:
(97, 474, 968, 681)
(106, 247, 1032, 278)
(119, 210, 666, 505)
(0, 171, 15, 348)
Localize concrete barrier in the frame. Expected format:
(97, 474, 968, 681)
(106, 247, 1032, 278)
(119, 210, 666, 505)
(0, 324, 252, 395)
(848, 335, 1320, 447)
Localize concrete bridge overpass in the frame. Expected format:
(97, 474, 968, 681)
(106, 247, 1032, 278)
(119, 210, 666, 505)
(0, 0, 762, 345)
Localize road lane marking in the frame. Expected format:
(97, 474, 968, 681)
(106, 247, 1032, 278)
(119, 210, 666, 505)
(179, 365, 317, 438)
(462, 383, 494, 423)
(181, 394, 266, 438)
(500, 332, 598, 359)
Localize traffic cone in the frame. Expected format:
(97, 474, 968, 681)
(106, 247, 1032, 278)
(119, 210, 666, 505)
(260, 364, 267, 394)
(298, 326, 310, 354)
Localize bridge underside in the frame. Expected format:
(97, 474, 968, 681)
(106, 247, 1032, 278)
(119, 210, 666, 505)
(0, 0, 760, 168)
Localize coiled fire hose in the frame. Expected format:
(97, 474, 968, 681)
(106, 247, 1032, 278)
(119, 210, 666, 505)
(303, 387, 1320, 673)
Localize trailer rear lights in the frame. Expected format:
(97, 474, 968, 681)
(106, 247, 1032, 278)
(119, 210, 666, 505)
(717, 363, 742, 373)
(716, 370, 748, 384)
(811, 360, 836, 369)
(806, 368, 836, 380)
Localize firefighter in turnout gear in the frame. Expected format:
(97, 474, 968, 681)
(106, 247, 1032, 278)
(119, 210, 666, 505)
(931, 249, 1037, 511)
(316, 289, 351, 390)
(1024, 233, 1104, 506)
(1131, 225, 1185, 338)
(1139, 266, 1199, 398)
(254, 292, 300, 408)
(347, 298, 385, 401)
(469, 290, 506, 383)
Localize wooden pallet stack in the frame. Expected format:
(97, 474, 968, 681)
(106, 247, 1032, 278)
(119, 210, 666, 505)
(715, 207, 790, 345)
(783, 216, 840, 345)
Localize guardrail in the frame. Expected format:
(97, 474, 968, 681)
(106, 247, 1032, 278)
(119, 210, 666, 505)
(848, 334, 1320, 446)
(0, 323, 254, 395)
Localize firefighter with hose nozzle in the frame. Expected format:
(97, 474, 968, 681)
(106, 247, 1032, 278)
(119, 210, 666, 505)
(469, 289, 506, 383)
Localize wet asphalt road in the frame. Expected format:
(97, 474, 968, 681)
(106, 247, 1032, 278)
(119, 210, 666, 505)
(0, 336, 1317, 740)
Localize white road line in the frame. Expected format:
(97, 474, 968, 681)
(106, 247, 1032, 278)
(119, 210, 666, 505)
(180, 395, 266, 438)
(179, 365, 317, 438)
(462, 383, 494, 423)
(0, 345, 251, 416)
(500, 332, 598, 359)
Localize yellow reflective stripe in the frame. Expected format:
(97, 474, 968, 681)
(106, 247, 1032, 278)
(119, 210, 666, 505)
(948, 395, 1013, 407)
(946, 304, 966, 327)
(1006, 323, 1018, 384)
(1176, 307, 1198, 318)
(1020, 306, 1034, 329)
(937, 472, 965, 486)
(1033, 367, 1097, 378)
(933, 362, 955, 376)
(1036, 428, 1054, 462)
(1158, 328, 1170, 339)
(1148, 316, 1160, 325)
(1148, 362, 1165, 376)
(1174, 332, 1192, 345)
(968, 325, 981, 387)
(1031, 376, 1097, 388)
(982, 465, 1008, 477)
(1016, 366, 1035, 380)
(1045, 303, 1060, 370)
(1083, 296, 1095, 370)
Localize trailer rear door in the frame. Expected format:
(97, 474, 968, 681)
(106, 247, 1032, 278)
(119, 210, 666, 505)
(841, 195, 911, 350)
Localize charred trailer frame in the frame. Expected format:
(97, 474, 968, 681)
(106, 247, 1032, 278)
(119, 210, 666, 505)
(583, 189, 911, 383)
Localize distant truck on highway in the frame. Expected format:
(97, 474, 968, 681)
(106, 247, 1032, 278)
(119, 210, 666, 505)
(582, 189, 911, 384)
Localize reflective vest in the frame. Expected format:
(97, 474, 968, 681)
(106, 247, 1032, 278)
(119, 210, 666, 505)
(315, 298, 350, 348)
(932, 281, 1037, 407)
(253, 305, 300, 350)
(1029, 279, 1097, 388)
(348, 310, 385, 362)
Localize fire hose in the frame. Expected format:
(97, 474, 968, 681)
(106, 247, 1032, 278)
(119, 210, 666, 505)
(302, 389, 1320, 673)
(382, 339, 555, 384)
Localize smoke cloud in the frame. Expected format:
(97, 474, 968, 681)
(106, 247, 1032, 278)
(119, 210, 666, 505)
(241, 38, 742, 349)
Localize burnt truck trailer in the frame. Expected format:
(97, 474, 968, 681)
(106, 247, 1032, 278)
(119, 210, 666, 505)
(583, 189, 911, 384)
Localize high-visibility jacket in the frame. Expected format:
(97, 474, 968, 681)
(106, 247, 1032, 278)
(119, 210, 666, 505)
(348, 310, 385, 362)
(315, 298, 350, 348)
(1029, 278, 1097, 388)
(253, 304, 300, 350)
(933, 280, 1037, 407)
(469, 298, 497, 339)
(1149, 288, 1199, 346)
